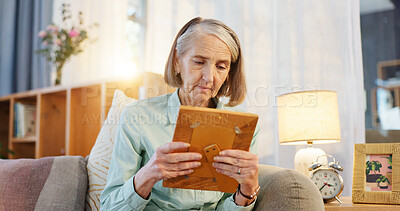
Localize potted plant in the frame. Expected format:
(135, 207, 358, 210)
(376, 175, 390, 189)
(382, 155, 392, 184)
(366, 160, 382, 182)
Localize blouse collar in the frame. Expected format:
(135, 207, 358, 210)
(167, 89, 225, 124)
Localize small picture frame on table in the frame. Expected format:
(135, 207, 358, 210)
(352, 143, 400, 204)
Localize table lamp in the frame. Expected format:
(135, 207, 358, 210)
(277, 90, 341, 177)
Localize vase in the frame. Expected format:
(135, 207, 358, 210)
(55, 67, 62, 85)
(52, 62, 65, 86)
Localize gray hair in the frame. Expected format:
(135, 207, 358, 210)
(175, 19, 239, 63)
(164, 17, 246, 107)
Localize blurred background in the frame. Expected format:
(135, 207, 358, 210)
(1, 0, 400, 197)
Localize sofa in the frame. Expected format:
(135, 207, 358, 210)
(0, 90, 324, 210)
(0, 155, 324, 210)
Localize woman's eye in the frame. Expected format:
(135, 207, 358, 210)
(194, 60, 204, 65)
(217, 65, 227, 70)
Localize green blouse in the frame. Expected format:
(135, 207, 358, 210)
(100, 89, 259, 210)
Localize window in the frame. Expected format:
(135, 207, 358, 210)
(125, 0, 146, 72)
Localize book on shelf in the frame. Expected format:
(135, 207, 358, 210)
(14, 102, 36, 138)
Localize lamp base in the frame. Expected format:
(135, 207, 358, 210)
(294, 145, 327, 177)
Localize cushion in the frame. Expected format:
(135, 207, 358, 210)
(0, 156, 87, 211)
(85, 89, 136, 210)
(254, 164, 324, 211)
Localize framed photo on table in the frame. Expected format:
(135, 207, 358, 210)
(352, 143, 400, 204)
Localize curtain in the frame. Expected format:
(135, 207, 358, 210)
(144, 0, 365, 197)
(0, 0, 53, 97)
(51, 0, 128, 85)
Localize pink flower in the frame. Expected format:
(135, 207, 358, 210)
(69, 29, 79, 38)
(43, 41, 48, 46)
(46, 25, 58, 32)
(38, 30, 47, 38)
(55, 39, 62, 46)
(52, 27, 59, 33)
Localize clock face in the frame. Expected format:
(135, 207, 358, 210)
(310, 169, 343, 199)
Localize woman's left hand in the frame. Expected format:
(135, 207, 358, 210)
(212, 149, 259, 205)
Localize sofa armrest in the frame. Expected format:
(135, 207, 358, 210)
(254, 164, 324, 211)
(0, 156, 88, 211)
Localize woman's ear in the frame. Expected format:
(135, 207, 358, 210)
(174, 51, 180, 75)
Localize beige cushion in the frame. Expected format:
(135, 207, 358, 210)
(85, 89, 136, 210)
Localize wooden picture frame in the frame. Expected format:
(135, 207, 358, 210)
(352, 143, 400, 204)
(162, 106, 258, 193)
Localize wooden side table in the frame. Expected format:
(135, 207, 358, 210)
(325, 196, 400, 210)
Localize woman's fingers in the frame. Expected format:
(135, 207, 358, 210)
(211, 150, 259, 186)
(157, 142, 202, 163)
(212, 162, 244, 174)
(213, 162, 257, 175)
(215, 168, 241, 178)
(213, 150, 258, 169)
(213, 155, 253, 167)
(165, 152, 202, 163)
(151, 142, 203, 180)
(164, 161, 201, 171)
(158, 142, 190, 153)
(219, 149, 256, 160)
(164, 169, 194, 180)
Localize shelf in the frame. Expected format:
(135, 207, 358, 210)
(69, 84, 102, 156)
(0, 100, 10, 158)
(378, 60, 400, 81)
(10, 142, 35, 159)
(38, 91, 67, 157)
(14, 95, 37, 104)
(12, 136, 37, 143)
(372, 60, 400, 128)
(0, 72, 170, 159)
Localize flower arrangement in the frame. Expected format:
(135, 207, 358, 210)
(36, 3, 97, 85)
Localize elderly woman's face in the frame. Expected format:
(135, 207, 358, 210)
(176, 34, 231, 106)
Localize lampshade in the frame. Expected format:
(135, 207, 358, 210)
(277, 90, 341, 177)
(277, 90, 341, 145)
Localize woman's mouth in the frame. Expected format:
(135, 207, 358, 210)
(197, 86, 212, 92)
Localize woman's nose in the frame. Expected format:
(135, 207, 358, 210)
(202, 65, 214, 83)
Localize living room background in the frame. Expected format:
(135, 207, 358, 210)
(50, 0, 365, 197)
(0, 0, 366, 197)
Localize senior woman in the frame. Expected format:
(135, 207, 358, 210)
(101, 17, 259, 210)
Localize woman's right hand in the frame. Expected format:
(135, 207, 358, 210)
(134, 142, 202, 199)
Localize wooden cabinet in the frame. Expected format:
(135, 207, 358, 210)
(371, 59, 400, 128)
(0, 72, 173, 159)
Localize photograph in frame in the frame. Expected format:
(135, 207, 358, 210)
(352, 143, 400, 205)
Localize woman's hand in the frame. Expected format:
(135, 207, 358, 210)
(212, 150, 259, 206)
(134, 142, 202, 199)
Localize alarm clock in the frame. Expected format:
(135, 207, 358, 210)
(308, 154, 344, 204)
